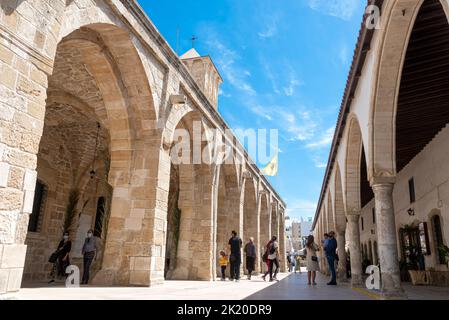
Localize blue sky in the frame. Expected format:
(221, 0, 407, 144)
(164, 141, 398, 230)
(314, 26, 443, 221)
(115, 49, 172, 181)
(140, 0, 366, 222)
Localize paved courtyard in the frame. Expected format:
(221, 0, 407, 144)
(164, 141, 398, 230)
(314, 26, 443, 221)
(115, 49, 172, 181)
(13, 270, 449, 300)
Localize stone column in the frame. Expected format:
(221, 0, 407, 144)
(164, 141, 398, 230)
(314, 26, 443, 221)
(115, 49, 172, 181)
(346, 214, 363, 286)
(278, 209, 286, 272)
(336, 231, 347, 281)
(372, 182, 405, 298)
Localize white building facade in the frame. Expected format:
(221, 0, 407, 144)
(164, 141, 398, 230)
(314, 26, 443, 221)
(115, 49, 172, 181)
(312, 0, 449, 298)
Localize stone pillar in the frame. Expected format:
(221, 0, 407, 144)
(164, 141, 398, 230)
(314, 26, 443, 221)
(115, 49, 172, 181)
(372, 182, 405, 298)
(336, 231, 347, 281)
(0, 2, 57, 295)
(278, 209, 286, 272)
(347, 214, 363, 286)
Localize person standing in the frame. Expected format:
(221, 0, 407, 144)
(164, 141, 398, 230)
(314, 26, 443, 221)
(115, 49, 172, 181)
(287, 253, 292, 272)
(244, 237, 256, 280)
(268, 236, 280, 282)
(219, 250, 228, 281)
(81, 229, 98, 285)
(228, 230, 243, 282)
(261, 239, 272, 281)
(295, 254, 302, 274)
(325, 231, 338, 285)
(305, 235, 320, 286)
(290, 253, 296, 272)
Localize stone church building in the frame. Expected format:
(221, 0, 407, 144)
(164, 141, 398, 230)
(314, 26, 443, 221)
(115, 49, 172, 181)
(313, 0, 449, 298)
(0, 0, 286, 296)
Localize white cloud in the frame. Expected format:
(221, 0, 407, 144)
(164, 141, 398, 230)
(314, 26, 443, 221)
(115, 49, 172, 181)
(259, 56, 281, 94)
(281, 110, 317, 142)
(306, 126, 335, 149)
(258, 16, 278, 38)
(286, 198, 317, 220)
(307, 0, 359, 21)
(339, 44, 350, 65)
(283, 78, 302, 96)
(205, 37, 256, 95)
(313, 158, 328, 168)
(249, 104, 273, 121)
(218, 88, 231, 98)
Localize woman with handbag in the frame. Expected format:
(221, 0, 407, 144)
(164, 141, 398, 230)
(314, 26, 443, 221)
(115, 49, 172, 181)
(305, 235, 320, 286)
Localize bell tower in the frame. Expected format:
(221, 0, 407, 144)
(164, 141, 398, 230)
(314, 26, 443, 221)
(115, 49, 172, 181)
(180, 48, 223, 110)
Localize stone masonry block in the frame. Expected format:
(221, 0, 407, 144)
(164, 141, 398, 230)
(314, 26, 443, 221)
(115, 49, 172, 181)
(1, 244, 27, 268)
(0, 163, 10, 187)
(0, 269, 8, 294)
(23, 169, 37, 191)
(124, 218, 142, 231)
(6, 268, 23, 292)
(22, 190, 34, 214)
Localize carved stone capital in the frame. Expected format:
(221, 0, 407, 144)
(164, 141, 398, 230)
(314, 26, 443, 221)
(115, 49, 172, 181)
(370, 175, 396, 186)
(169, 94, 187, 105)
(242, 170, 252, 179)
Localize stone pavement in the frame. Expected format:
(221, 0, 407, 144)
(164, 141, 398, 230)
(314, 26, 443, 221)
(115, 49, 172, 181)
(14, 270, 449, 300)
(16, 273, 290, 300)
(246, 271, 373, 300)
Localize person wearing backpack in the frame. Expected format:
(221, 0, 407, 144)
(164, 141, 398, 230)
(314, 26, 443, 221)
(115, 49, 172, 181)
(267, 236, 279, 282)
(261, 239, 272, 281)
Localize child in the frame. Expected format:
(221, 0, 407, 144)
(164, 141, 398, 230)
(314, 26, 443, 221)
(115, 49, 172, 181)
(219, 251, 228, 281)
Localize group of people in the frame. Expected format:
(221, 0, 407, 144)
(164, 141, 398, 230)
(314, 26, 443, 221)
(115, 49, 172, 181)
(219, 231, 281, 283)
(50, 229, 340, 287)
(48, 230, 99, 285)
(287, 252, 302, 273)
(302, 231, 338, 286)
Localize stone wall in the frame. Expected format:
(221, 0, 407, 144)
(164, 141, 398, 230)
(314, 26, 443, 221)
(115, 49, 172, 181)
(0, 0, 286, 295)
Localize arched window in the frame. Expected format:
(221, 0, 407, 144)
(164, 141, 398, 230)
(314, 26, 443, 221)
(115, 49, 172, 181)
(432, 215, 445, 264)
(373, 241, 378, 265)
(94, 197, 106, 238)
(28, 180, 46, 232)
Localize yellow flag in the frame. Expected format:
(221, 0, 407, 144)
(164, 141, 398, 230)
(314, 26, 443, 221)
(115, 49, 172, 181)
(261, 154, 278, 176)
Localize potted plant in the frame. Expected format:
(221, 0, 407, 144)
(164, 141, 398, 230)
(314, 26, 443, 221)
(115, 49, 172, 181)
(438, 245, 449, 268)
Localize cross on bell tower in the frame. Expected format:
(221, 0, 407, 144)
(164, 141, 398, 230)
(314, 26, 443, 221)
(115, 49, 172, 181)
(191, 35, 198, 48)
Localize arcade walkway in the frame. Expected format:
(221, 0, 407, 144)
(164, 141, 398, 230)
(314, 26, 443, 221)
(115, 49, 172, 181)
(13, 271, 449, 300)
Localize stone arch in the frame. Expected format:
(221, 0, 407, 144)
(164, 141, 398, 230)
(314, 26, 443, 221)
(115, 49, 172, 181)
(334, 163, 346, 233)
(334, 163, 348, 280)
(428, 209, 447, 266)
(165, 110, 215, 281)
(344, 115, 366, 285)
(327, 193, 334, 232)
(369, 0, 449, 178)
(241, 173, 258, 272)
(22, 20, 163, 287)
(259, 192, 270, 250)
(271, 201, 279, 240)
(259, 191, 270, 271)
(215, 163, 240, 277)
(345, 114, 366, 213)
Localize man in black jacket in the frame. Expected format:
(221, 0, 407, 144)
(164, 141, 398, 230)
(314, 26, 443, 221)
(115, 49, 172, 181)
(228, 230, 243, 281)
(325, 231, 338, 285)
